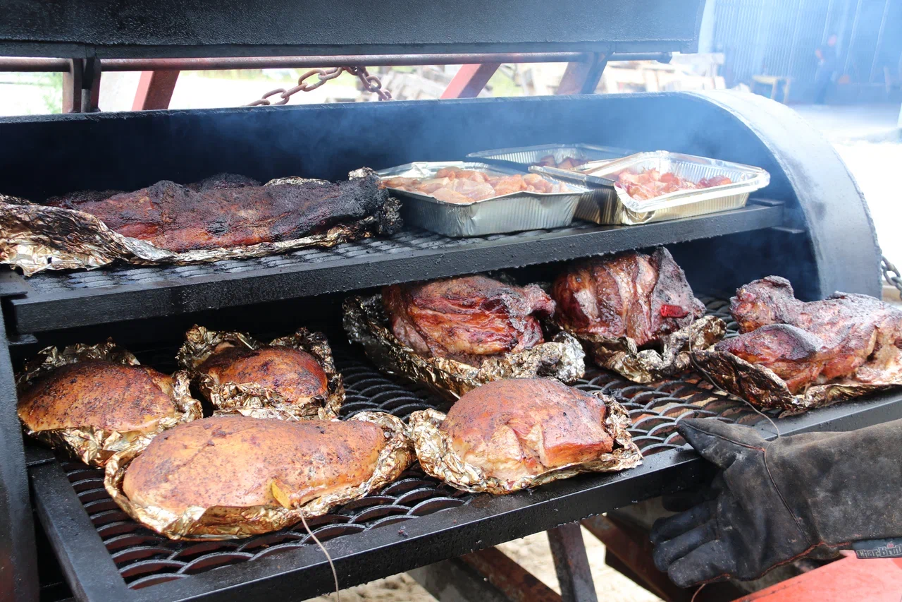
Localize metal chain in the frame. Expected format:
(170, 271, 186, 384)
(247, 65, 391, 106)
(882, 255, 902, 293)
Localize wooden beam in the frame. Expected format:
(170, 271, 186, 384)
(441, 63, 501, 98)
(132, 70, 180, 110)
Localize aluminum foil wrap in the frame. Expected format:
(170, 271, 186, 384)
(691, 349, 901, 415)
(16, 341, 202, 467)
(343, 294, 586, 398)
(568, 315, 726, 384)
(176, 325, 344, 421)
(104, 412, 414, 540)
(408, 395, 642, 494)
(0, 169, 402, 277)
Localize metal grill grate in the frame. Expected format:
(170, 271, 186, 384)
(57, 298, 760, 590)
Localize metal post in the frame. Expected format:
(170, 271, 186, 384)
(440, 63, 501, 98)
(556, 53, 608, 95)
(61, 59, 82, 113)
(81, 57, 101, 112)
(547, 524, 597, 602)
(0, 303, 39, 602)
(133, 70, 180, 110)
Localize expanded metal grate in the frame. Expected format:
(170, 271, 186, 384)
(57, 298, 761, 590)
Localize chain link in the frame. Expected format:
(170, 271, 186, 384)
(882, 255, 902, 294)
(247, 66, 391, 106)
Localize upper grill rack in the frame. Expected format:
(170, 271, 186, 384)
(51, 298, 763, 591)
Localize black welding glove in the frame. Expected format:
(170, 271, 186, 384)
(650, 417, 902, 587)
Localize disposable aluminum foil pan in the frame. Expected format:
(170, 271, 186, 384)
(343, 294, 585, 399)
(408, 395, 642, 494)
(0, 168, 402, 277)
(691, 349, 902, 416)
(531, 151, 770, 226)
(16, 341, 202, 467)
(176, 326, 344, 421)
(377, 162, 586, 237)
(104, 412, 414, 540)
(465, 143, 631, 170)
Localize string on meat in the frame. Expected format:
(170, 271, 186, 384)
(300, 513, 340, 602)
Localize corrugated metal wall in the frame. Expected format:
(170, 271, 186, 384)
(711, 0, 901, 100)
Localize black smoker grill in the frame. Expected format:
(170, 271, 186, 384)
(1, 2, 900, 601)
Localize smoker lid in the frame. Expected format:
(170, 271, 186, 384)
(0, 0, 704, 59)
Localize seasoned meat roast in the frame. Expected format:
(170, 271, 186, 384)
(46, 171, 393, 253)
(122, 416, 386, 514)
(552, 248, 705, 346)
(439, 379, 614, 482)
(18, 360, 182, 433)
(382, 275, 555, 365)
(197, 345, 328, 404)
(717, 276, 902, 392)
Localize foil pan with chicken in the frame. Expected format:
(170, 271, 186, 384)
(0, 169, 402, 276)
(176, 325, 344, 421)
(16, 341, 202, 467)
(552, 247, 725, 383)
(693, 276, 902, 413)
(343, 275, 585, 398)
(104, 412, 413, 540)
(408, 378, 641, 494)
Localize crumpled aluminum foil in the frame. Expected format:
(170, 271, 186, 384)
(0, 169, 402, 277)
(176, 325, 344, 421)
(104, 411, 414, 540)
(691, 349, 901, 415)
(343, 294, 586, 398)
(408, 395, 642, 494)
(566, 315, 726, 384)
(16, 341, 202, 467)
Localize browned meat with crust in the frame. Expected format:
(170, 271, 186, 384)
(724, 276, 902, 390)
(383, 275, 555, 365)
(18, 360, 179, 432)
(45, 171, 389, 252)
(122, 416, 386, 514)
(198, 345, 328, 403)
(552, 247, 705, 346)
(441, 379, 613, 481)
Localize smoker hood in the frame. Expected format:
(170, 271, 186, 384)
(0, 0, 705, 59)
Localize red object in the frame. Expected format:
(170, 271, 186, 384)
(737, 552, 902, 602)
(660, 304, 689, 318)
(440, 63, 500, 98)
(133, 70, 180, 110)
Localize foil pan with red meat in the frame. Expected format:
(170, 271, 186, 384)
(176, 325, 344, 421)
(0, 168, 401, 276)
(378, 161, 587, 237)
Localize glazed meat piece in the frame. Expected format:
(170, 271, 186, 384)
(716, 325, 830, 393)
(725, 276, 902, 388)
(197, 345, 328, 403)
(441, 379, 613, 481)
(383, 275, 555, 365)
(46, 171, 391, 252)
(122, 416, 389, 515)
(552, 247, 705, 346)
(18, 360, 180, 433)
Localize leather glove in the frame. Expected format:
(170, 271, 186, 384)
(650, 417, 902, 587)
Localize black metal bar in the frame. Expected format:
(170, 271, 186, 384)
(608, 52, 673, 63)
(0, 307, 39, 602)
(547, 524, 597, 602)
(8, 204, 784, 334)
(30, 461, 132, 601)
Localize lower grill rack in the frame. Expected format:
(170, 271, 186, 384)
(29, 299, 902, 602)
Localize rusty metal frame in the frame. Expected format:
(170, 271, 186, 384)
(132, 70, 180, 111)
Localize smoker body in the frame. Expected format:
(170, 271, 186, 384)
(0, 91, 892, 602)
